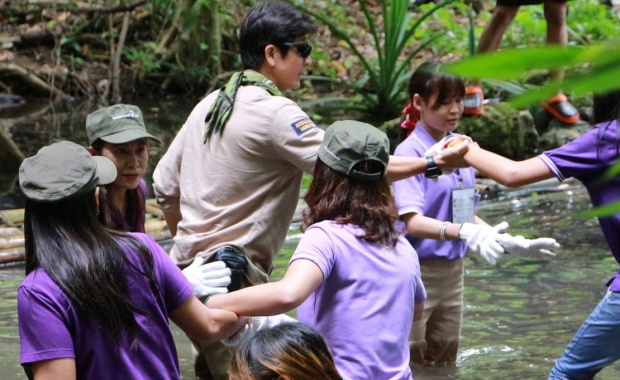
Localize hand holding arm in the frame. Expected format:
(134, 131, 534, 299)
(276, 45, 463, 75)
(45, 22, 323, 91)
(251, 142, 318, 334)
(222, 314, 298, 346)
(432, 138, 470, 173)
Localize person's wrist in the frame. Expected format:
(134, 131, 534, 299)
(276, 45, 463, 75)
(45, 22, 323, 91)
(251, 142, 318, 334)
(439, 221, 449, 241)
(204, 294, 217, 307)
(425, 155, 441, 178)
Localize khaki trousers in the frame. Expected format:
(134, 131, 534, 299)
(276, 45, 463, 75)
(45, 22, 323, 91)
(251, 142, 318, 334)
(191, 338, 234, 380)
(410, 258, 464, 366)
(191, 270, 257, 380)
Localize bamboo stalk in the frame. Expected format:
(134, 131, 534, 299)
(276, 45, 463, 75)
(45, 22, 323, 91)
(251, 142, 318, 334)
(0, 226, 23, 238)
(0, 209, 25, 226)
(0, 237, 25, 250)
(0, 247, 25, 265)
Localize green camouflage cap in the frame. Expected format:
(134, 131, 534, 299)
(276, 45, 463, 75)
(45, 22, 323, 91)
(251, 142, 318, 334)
(318, 120, 389, 181)
(86, 104, 162, 145)
(19, 141, 117, 202)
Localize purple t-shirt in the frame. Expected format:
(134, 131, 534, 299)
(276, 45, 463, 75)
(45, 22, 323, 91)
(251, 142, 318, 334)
(292, 221, 426, 380)
(539, 120, 620, 291)
(392, 125, 479, 260)
(18, 233, 194, 379)
(107, 179, 148, 232)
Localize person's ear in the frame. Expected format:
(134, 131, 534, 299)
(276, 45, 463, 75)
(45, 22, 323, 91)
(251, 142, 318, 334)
(264, 44, 278, 67)
(87, 146, 96, 155)
(412, 93, 424, 112)
(94, 186, 100, 216)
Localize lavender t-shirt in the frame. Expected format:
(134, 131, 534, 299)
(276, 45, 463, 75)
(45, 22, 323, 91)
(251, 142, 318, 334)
(539, 120, 620, 291)
(18, 233, 193, 379)
(392, 125, 479, 260)
(292, 221, 426, 380)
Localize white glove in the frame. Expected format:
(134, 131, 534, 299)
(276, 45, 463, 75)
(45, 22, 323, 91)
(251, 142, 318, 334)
(496, 233, 559, 257)
(458, 223, 505, 266)
(492, 221, 510, 234)
(222, 314, 298, 346)
(182, 257, 231, 298)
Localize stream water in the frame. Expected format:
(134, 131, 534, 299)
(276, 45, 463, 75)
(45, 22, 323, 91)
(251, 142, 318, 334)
(1, 99, 619, 379)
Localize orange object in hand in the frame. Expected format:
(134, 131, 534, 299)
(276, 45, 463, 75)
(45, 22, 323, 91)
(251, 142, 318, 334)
(444, 136, 468, 148)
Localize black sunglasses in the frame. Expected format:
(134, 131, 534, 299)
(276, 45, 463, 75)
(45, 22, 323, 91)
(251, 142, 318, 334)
(281, 42, 312, 59)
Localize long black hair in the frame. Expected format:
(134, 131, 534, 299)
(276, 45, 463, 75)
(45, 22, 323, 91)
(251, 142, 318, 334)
(593, 89, 620, 159)
(23, 187, 155, 346)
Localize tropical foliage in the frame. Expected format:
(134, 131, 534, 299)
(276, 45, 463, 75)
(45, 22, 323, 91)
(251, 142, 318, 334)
(287, 0, 459, 121)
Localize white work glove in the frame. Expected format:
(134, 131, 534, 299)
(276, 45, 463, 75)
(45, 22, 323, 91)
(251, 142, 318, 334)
(458, 222, 505, 266)
(491, 221, 510, 234)
(182, 257, 231, 298)
(496, 233, 559, 258)
(222, 314, 298, 346)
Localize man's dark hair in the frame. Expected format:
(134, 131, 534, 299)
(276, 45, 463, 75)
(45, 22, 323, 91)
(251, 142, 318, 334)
(239, 1, 318, 70)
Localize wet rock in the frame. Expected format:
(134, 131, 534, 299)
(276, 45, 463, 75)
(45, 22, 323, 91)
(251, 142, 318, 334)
(458, 102, 539, 160)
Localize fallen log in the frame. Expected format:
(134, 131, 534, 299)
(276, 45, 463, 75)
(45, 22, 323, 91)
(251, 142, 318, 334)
(0, 202, 172, 265)
(0, 247, 25, 265)
(0, 63, 68, 99)
(0, 209, 24, 227)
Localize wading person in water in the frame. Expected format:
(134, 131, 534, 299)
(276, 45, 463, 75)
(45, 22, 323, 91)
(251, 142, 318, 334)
(208, 120, 427, 380)
(393, 60, 558, 368)
(460, 90, 620, 380)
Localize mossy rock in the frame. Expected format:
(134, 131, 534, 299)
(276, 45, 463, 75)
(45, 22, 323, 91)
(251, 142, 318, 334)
(538, 119, 591, 152)
(458, 102, 539, 160)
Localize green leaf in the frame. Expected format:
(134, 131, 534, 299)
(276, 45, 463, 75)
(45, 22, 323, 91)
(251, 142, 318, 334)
(580, 200, 620, 218)
(443, 45, 587, 80)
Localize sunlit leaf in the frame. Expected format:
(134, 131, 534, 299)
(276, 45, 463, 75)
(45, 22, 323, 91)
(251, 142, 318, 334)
(580, 200, 620, 218)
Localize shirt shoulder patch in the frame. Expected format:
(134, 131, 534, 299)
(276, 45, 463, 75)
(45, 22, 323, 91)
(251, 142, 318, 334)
(290, 117, 316, 136)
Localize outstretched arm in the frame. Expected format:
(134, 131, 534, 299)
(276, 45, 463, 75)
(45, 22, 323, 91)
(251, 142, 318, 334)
(463, 144, 554, 188)
(207, 260, 323, 316)
(170, 296, 248, 343)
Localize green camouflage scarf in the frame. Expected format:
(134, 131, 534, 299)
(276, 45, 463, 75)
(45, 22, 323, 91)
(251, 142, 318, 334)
(204, 71, 282, 143)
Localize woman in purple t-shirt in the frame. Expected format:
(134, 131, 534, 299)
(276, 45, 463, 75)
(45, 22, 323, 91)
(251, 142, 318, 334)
(463, 91, 620, 379)
(208, 120, 426, 380)
(17, 141, 246, 380)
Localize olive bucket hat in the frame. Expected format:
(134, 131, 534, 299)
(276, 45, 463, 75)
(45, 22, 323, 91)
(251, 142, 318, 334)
(85, 104, 162, 145)
(317, 120, 390, 182)
(19, 141, 117, 202)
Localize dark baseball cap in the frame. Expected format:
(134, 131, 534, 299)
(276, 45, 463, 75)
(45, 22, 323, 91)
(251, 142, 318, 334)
(19, 141, 117, 202)
(85, 104, 162, 145)
(317, 120, 389, 181)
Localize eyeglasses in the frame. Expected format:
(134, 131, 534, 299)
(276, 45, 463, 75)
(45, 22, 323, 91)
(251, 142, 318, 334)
(281, 42, 312, 59)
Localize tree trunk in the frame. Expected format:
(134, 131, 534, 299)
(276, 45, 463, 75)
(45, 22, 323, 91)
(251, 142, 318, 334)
(156, 0, 223, 90)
